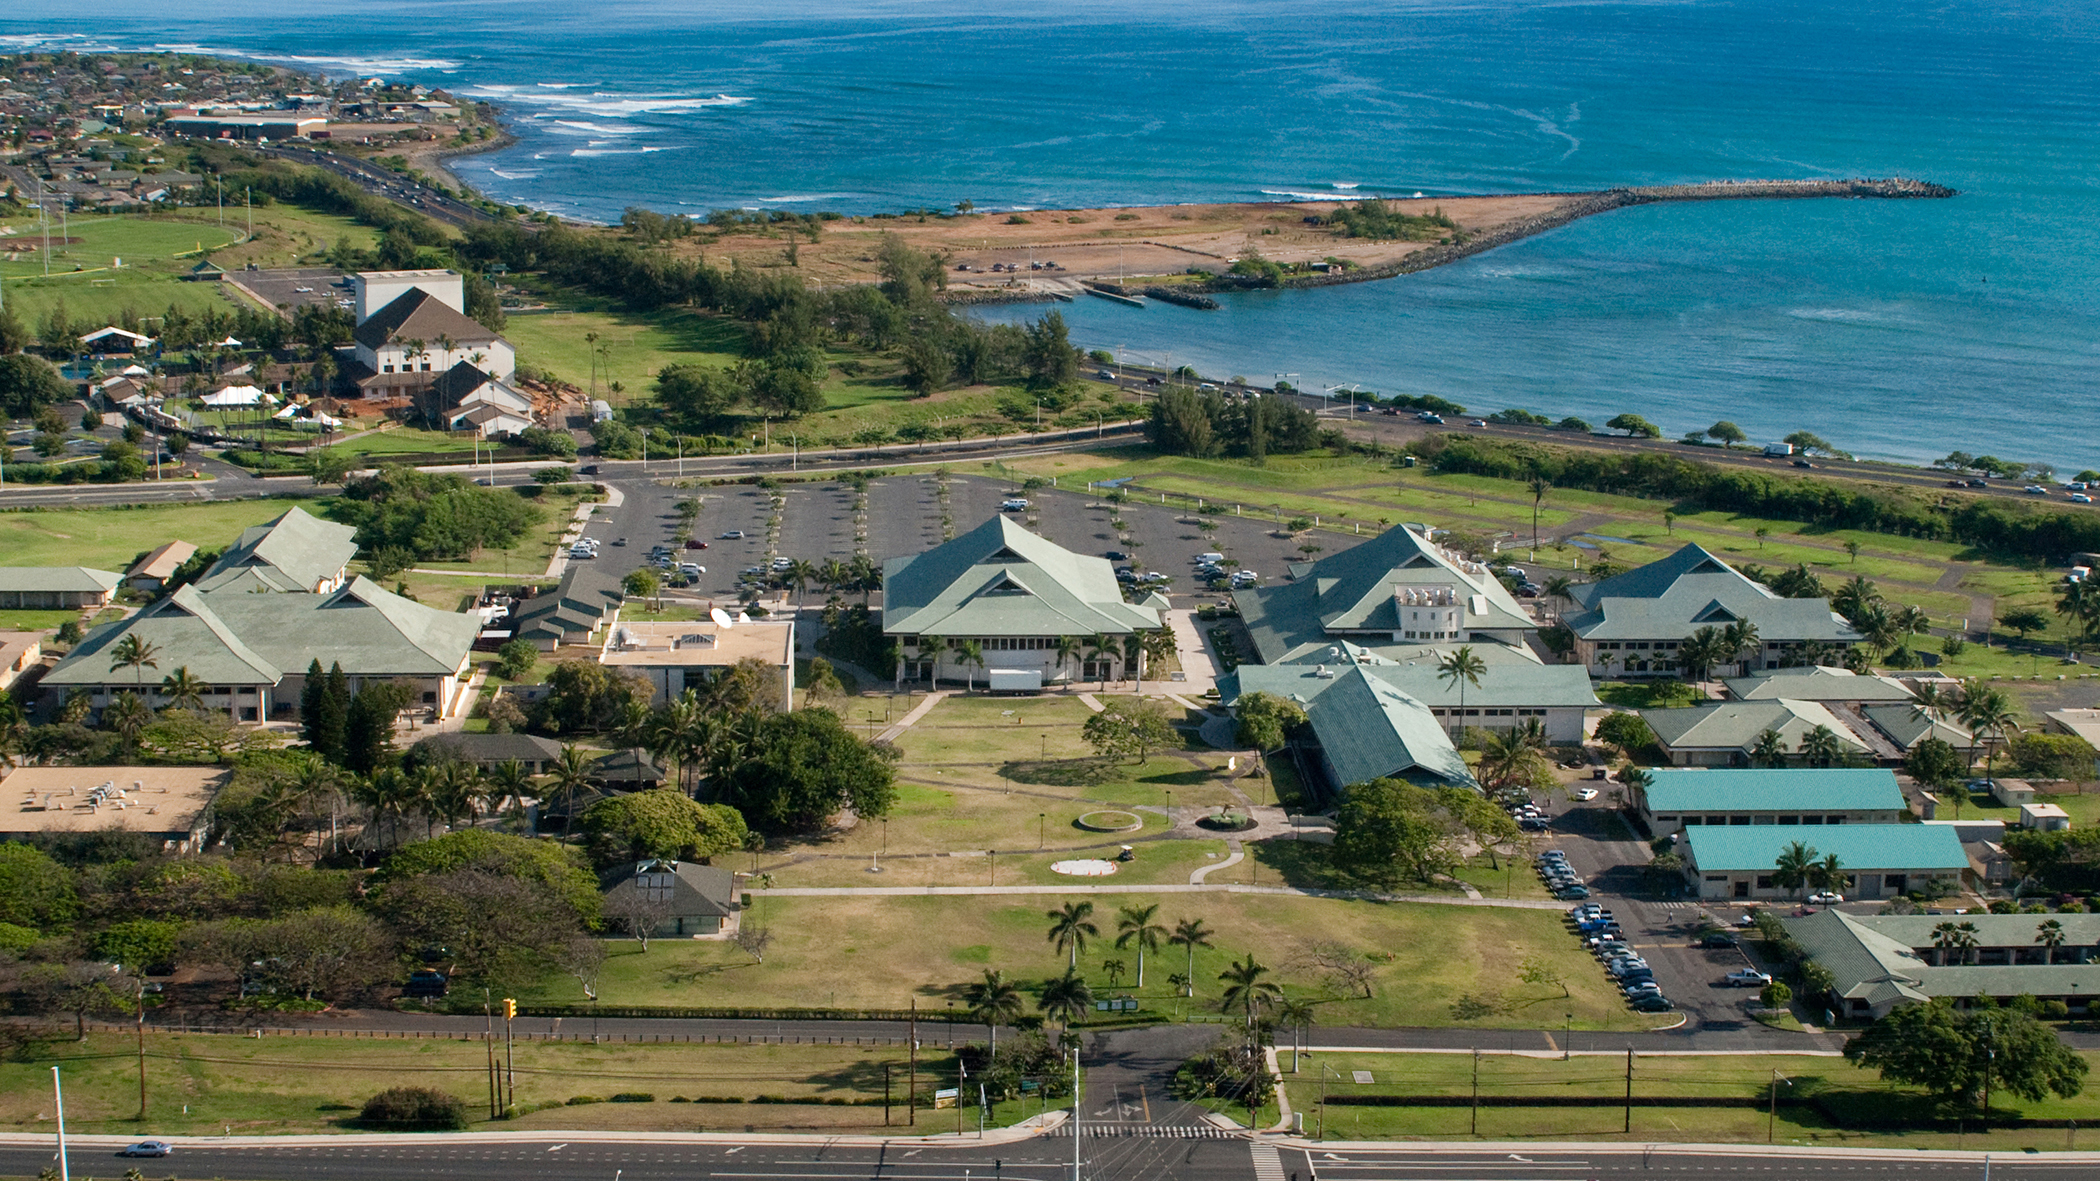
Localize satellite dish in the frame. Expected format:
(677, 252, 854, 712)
(709, 607, 734, 629)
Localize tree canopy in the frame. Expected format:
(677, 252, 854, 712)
(580, 790, 749, 868)
(715, 707, 898, 834)
(1844, 998, 2087, 1108)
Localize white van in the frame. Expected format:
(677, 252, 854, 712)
(1195, 552, 1224, 565)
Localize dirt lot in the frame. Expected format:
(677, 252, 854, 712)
(688, 194, 1576, 291)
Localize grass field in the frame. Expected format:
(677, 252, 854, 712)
(521, 892, 1654, 1032)
(1, 1031, 955, 1135)
(332, 425, 479, 457)
(0, 499, 317, 571)
(1287, 1050, 2100, 1148)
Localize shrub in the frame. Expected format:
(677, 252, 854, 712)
(566, 1095, 605, 1106)
(360, 1086, 469, 1129)
(609, 1092, 656, 1103)
(2042, 999, 2072, 1020)
(1760, 980, 1794, 1009)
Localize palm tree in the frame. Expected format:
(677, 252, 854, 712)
(1930, 920, 1980, 965)
(1436, 646, 1486, 739)
(1543, 575, 1575, 622)
(961, 969, 1024, 1057)
(1751, 728, 1790, 768)
(1957, 686, 2018, 787)
(1807, 853, 1848, 900)
(817, 558, 851, 597)
(486, 758, 532, 822)
(1721, 620, 1761, 675)
(956, 639, 985, 693)
(109, 634, 161, 695)
(550, 744, 595, 842)
(1037, 969, 1094, 1030)
(1771, 840, 1818, 902)
(1851, 602, 1900, 659)
(784, 559, 818, 610)
(1169, 917, 1214, 996)
(1087, 633, 1118, 691)
(291, 753, 344, 857)
(1677, 626, 1723, 684)
(847, 554, 881, 604)
(1479, 720, 1548, 790)
(2037, 920, 2067, 965)
(1911, 681, 1951, 726)
(1217, 954, 1282, 1038)
(1046, 900, 1100, 969)
(1102, 959, 1127, 987)
(1054, 635, 1084, 687)
(1275, 996, 1318, 1073)
(1800, 724, 1845, 768)
(1114, 903, 1168, 988)
(1526, 478, 1550, 551)
(157, 666, 207, 712)
(101, 691, 152, 753)
(1833, 575, 1881, 625)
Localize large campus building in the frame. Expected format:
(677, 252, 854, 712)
(339, 270, 519, 404)
(1561, 543, 1859, 677)
(1787, 910, 2100, 1019)
(882, 516, 1162, 689)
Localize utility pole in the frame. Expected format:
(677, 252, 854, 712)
(1071, 1044, 1082, 1181)
(135, 974, 148, 1119)
(908, 998, 917, 1127)
(1470, 1048, 1480, 1135)
(884, 1062, 891, 1126)
(503, 997, 517, 1110)
(1623, 1047, 1633, 1134)
(484, 993, 499, 1119)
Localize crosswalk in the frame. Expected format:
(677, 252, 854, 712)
(1250, 1142, 1287, 1181)
(1053, 1123, 1240, 1139)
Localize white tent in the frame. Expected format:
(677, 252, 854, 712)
(312, 412, 344, 427)
(211, 336, 243, 348)
(118, 364, 153, 377)
(201, 385, 271, 407)
(272, 402, 303, 419)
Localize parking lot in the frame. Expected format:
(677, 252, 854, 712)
(225, 265, 352, 313)
(1536, 801, 1792, 1040)
(580, 471, 1370, 607)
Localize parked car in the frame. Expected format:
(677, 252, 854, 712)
(1725, 969, 1773, 988)
(1696, 932, 1739, 949)
(1807, 891, 1845, 905)
(1001, 498, 1030, 511)
(1520, 817, 1551, 831)
(122, 1141, 174, 1158)
(686, 539, 708, 549)
(719, 530, 745, 539)
(679, 563, 702, 577)
(612, 537, 627, 547)
(1630, 995, 1676, 1013)
(1231, 571, 1258, 587)
(1624, 982, 1666, 999)
(1554, 885, 1591, 899)
(1104, 551, 1128, 561)
(1607, 957, 1649, 976)
(1571, 787, 1599, 802)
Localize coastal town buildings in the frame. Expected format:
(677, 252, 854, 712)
(343, 269, 516, 399)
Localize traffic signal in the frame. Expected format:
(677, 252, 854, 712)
(502, 997, 517, 1021)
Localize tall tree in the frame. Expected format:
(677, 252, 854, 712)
(1045, 900, 1100, 970)
(109, 634, 160, 695)
(1114, 903, 1168, 988)
(1844, 999, 2088, 1110)
(960, 968, 1024, 1058)
(1169, 917, 1214, 997)
(1435, 646, 1486, 739)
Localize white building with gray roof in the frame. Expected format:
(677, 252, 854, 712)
(1563, 543, 1859, 677)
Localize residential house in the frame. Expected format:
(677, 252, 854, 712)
(882, 516, 1162, 689)
(1635, 767, 1909, 838)
(192, 506, 357, 594)
(1640, 699, 1872, 767)
(1785, 909, 2100, 1019)
(0, 765, 232, 852)
(421, 362, 535, 437)
(1562, 544, 1859, 677)
(44, 577, 481, 721)
(410, 732, 565, 775)
(1680, 822, 1968, 901)
(125, 540, 197, 593)
(0, 568, 123, 610)
(592, 748, 667, 790)
(599, 619, 795, 705)
(598, 859, 740, 938)
(1234, 523, 1537, 666)
(512, 566, 625, 651)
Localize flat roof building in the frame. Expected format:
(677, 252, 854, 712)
(599, 619, 795, 705)
(1, 765, 232, 852)
(1681, 822, 1967, 901)
(163, 113, 327, 140)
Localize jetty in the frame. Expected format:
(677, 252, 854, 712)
(1084, 284, 1146, 308)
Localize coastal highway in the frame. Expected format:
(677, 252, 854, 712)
(2, 1137, 2094, 1181)
(254, 144, 496, 230)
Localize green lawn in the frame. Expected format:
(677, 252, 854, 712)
(0, 1031, 943, 1135)
(0, 499, 317, 571)
(1290, 1050, 2100, 1148)
(332, 425, 479, 457)
(527, 892, 1657, 1031)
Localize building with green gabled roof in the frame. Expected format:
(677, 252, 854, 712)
(1681, 822, 1968, 901)
(45, 576, 481, 722)
(1785, 909, 2100, 1019)
(1641, 698, 1872, 766)
(193, 505, 360, 594)
(1563, 543, 1858, 678)
(1234, 523, 1534, 665)
(882, 515, 1161, 689)
(1219, 663, 1476, 791)
(0, 567, 124, 610)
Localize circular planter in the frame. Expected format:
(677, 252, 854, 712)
(1198, 811, 1256, 832)
(1076, 810, 1144, 833)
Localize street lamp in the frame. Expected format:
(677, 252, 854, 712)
(1767, 1070, 1792, 1142)
(1563, 1013, 1572, 1060)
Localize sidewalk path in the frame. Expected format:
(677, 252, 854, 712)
(1162, 608, 1221, 697)
(876, 690, 947, 743)
(763, 881, 1567, 907)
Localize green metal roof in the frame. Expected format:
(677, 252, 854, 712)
(1785, 909, 2100, 1006)
(1725, 667, 1915, 703)
(1221, 664, 1473, 788)
(0, 567, 123, 594)
(882, 516, 1159, 639)
(199, 506, 359, 593)
(1683, 823, 1968, 873)
(1564, 543, 1859, 644)
(1860, 706, 1972, 751)
(1640, 699, 1869, 755)
(1643, 767, 1905, 814)
(1234, 525, 1531, 663)
(47, 576, 479, 687)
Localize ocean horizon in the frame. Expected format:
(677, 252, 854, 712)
(5, 0, 2096, 470)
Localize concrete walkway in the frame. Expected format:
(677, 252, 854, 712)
(1162, 608, 1221, 697)
(875, 690, 947, 743)
(763, 881, 1566, 907)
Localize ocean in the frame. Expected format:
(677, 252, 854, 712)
(5, 0, 2096, 469)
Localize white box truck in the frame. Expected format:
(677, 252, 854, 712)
(1763, 442, 1794, 457)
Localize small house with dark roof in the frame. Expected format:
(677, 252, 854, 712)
(420, 362, 535, 436)
(591, 748, 666, 789)
(599, 859, 740, 938)
(411, 731, 565, 775)
(512, 566, 625, 651)
(1562, 544, 1860, 678)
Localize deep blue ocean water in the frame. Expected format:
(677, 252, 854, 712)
(6, 0, 2096, 469)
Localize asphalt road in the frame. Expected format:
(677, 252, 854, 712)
(6, 1137, 2095, 1181)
